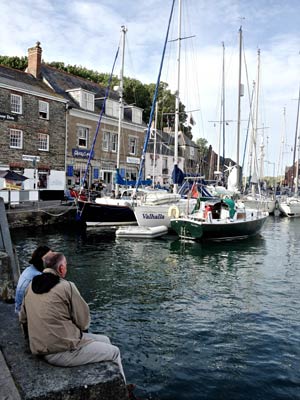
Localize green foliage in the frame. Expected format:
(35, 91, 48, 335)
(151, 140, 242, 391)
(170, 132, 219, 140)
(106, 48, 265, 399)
(196, 138, 209, 159)
(1, 55, 190, 133)
(0, 55, 27, 70)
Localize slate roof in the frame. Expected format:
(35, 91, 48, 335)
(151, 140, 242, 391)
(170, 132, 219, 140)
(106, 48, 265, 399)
(0, 65, 65, 101)
(41, 64, 143, 124)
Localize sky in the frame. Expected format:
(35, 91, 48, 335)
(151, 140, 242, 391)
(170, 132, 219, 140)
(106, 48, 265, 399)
(1, 0, 299, 177)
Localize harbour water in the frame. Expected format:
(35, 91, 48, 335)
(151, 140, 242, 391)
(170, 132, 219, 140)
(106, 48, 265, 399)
(11, 216, 300, 400)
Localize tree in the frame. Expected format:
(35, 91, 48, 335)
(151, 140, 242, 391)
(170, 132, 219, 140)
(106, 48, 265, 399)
(1, 56, 189, 132)
(196, 138, 209, 159)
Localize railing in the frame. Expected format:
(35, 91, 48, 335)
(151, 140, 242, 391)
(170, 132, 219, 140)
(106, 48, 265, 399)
(0, 189, 67, 206)
(0, 190, 39, 206)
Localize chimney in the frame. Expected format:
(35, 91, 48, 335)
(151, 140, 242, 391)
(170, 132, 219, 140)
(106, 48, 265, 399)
(27, 41, 42, 79)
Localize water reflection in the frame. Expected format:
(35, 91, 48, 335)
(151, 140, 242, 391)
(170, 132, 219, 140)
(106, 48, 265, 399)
(10, 217, 300, 400)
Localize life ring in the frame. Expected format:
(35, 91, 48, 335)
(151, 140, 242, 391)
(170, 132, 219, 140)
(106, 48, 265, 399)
(168, 205, 180, 219)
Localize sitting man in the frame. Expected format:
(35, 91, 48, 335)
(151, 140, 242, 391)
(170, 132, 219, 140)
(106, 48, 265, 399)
(19, 252, 126, 383)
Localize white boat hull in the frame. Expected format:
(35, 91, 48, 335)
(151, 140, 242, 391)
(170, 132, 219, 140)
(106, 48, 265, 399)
(116, 225, 168, 239)
(133, 199, 197, 228)
(278, 197, 300, 217)
(239, 197, 276, 214)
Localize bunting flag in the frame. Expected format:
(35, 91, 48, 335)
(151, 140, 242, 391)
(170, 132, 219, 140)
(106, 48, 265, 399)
(190, 183, 199, 198)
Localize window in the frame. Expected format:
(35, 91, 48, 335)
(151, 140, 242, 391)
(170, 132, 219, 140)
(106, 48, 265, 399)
(66, 89, 94, 111)
(190, 146, 195, 157)
(38, 133, 49, 151)
(132, 108, 142, 124)
(11, 94, 22, 114)
(39, 101, 49, 119)
(77, 126, 89, 148)
(82, 91, 94, 111)
(111, 133, 118, 152)
(103, 131, 110, 151)
(102, 131, 118, 152)
(129, 137, 137, 155)
(10, 129, 23, 148)
(106, 99, 120, 118)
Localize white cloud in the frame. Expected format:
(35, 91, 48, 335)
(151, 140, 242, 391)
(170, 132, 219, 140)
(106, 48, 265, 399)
(0, 0, 299, 172)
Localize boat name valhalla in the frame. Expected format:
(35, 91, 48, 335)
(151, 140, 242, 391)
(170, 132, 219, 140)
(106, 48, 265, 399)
(142, 213, 165, 220)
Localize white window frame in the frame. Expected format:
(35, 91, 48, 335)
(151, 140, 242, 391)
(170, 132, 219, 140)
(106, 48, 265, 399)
(132, 108, 142, 124)
(39, 100, 49, 119)
(106, 99, 121, 118)
(163, 157, 168, 169)
(11, 94, 22, 114)
(129, 136, 137, 155)
(111, 133, 118, 152)
(77, 126, 89, 148)
(38, 133, 49, 151)
(103, 131, 110, 151)
(81, 91, 94, 111)
(10, 129, 23, 149)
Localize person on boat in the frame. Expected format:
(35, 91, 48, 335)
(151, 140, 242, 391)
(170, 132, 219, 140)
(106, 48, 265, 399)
(15, 245, 51, 313)
(19, 252, 126, 383)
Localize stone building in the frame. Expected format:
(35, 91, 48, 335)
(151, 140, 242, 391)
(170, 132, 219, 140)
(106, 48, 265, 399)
(0, 46, 67, 190)
(27, 43, 146, 190)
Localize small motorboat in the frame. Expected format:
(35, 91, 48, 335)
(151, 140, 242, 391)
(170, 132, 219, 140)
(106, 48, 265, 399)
(115, 225, 168, 239)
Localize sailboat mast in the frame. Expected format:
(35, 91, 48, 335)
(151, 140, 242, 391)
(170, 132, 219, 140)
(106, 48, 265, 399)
(152, 102, 158, 188)
(116, 25, 127, 197)
(173, 0, 182, 194)
(236, 26, 243, 187)
(221, 41, 226, 175)
(293, 84, 300, 193)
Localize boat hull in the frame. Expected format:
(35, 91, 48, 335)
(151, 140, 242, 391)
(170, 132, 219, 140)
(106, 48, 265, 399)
(278, 198, 300, 217)
(133, 199, 196, 228)
(240, 198, 276, 214)
(171, 213, 268, 241)
(77, 199, 136, 226)
(116, 225, 168, 239)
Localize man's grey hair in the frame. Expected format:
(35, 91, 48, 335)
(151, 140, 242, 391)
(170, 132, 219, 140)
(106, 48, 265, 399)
(43, 252, 66, 271)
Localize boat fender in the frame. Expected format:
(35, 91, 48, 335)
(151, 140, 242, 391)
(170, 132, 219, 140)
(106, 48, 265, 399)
(168, 205, 180, 219)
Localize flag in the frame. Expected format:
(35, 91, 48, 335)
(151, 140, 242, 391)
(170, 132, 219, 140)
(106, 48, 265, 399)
(190, 183, 199, 199)
(189, 113, 195, 126)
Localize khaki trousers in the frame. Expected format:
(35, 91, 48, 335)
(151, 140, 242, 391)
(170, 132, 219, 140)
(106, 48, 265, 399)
(44, 333, 126, 382)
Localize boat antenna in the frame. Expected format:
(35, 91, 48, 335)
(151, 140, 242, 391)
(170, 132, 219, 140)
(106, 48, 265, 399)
(135, 0, 176, 191)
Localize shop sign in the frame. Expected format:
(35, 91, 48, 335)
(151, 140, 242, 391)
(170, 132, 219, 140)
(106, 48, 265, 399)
(22, 155, 40, 162)
(127, 156, 140, 164)
(72, 148, 94, 158)
(0, 112, 18, 121)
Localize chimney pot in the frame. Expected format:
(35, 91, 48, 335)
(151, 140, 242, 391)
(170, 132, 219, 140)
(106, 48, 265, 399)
(27, 42, 42, 79)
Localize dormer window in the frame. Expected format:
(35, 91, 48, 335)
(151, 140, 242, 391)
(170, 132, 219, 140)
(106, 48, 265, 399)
(132, 107, 142, 124)
(106, 99, 122, 119)
(67, 88, 95, 112)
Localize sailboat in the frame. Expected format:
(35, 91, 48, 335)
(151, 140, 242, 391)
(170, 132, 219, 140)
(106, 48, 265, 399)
(132, 0, 198, 229)
(278, 84, 300, 217)
(239, 49, 276, 214)
(77, 26, 151, 227)
(170, 26, 269, 241)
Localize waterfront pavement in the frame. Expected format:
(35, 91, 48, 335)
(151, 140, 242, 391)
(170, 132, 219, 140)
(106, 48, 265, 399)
(5, 200, 79, 229)
(0, 301, 127, 400)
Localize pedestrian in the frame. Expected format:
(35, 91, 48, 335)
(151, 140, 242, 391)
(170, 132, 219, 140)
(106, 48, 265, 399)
(14, 245, 51, 313)
(19, 252, 126, 383)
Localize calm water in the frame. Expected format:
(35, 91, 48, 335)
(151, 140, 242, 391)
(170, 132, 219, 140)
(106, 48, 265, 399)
(11, 216, 300, 400)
